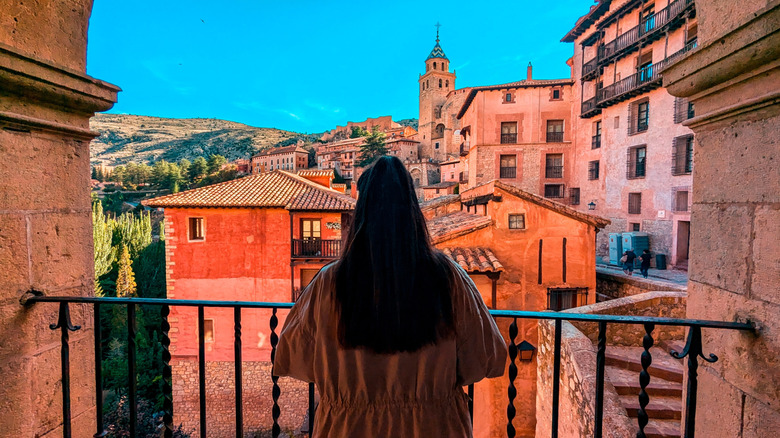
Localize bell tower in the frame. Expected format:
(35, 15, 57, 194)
(418, 23, 456, 161)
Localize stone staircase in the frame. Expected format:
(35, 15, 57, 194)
(605, 346, 685, 438)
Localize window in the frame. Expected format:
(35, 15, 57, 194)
(500, 122, 517, 144)
(627, 145, 647, 179)
(433, 62, 437, 70)
(674, 189, 690, 212)
(544, 184, 565, 199)
(545, 154, 563, 178)
(569, 188, 581, 206)
(439, 79, 442, 88)
(630, 223, 641, 232)
(592, 121, 602, 149)
(203, 319, 215, 342)
(546, 120, 564, 142)
(547, 287, 587, 311)
(674, 97, 695, 123)
(435, 142, 440, 149)
(637, 50, 653, 83)
(629, 99, 650, 134)
(628, 192, 642, 214)
(188, 217, 204, 241)
(614, 116, 620, 129)
(433, 124, 445, 139)
(505, 93, 512, 103)
(446, 79, 449, 88)
(641, 4, 656, 33)
(588, 160, 600, 180)
(672, 135, 694, 175)
(499, 154, 517, 178)
(508, 214, 526, 229)
(552, 88, 561, 100)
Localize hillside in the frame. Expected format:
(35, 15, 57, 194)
(396, 118, 419, 130)
(89, 114, 305, 166)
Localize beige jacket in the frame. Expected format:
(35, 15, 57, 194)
(274, 261, 507, 437)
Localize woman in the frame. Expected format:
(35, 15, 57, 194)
(274, 156, 507, 437)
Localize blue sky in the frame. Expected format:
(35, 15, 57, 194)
(87, 0, 589, 133)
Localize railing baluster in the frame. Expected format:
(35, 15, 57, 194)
(198, 305, 207, 437)
(270, 307, 281, 438)
(636, 323, 655, 438)
(127, 303, 137, 438)
(161, 304, 174, 438)
(552, 319, 562, 438)
(93, 303, 106, 438)
(308, 382, 315, 435)
(594, 321, 607, 438)
(671, 326, 718, 438)
(234, 307, 243, 438)
(506, 317, 518, 438)
(50, 302, 81, 438)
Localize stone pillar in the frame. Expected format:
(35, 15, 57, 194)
(0, 1, 118, 436)
(664, 2, 779, 436)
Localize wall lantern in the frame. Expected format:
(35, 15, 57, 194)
(517, 340, 536, 362)
(588, 201, 597, 211)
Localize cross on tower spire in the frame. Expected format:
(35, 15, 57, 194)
(435, 22, 441, 42)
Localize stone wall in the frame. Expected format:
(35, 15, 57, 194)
(664, 2, 780, 435)
(567, 291, 688, 347)
(596, 268, 686, 301)
(173, 358, 309, 438)
(0, 1, 118, 436)
(536, 320, 633, 438)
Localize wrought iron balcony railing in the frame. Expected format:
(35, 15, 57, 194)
(545, 165, 564, 179)
(291, 238, 341, 258)
(546, 132, 564, 143)
(21, 293, 753, 438)
(583, 0, 695, 72)
(499, 167, 517, 179)
(501, 133, 517, 144)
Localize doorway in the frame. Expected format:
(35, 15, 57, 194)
(676, 221, 690, 268)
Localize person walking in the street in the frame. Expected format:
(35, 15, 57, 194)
(622, 249, 637, 276)
(640, 249, 652, 279)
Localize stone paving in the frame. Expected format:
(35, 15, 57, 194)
(597, 261, 689, 287)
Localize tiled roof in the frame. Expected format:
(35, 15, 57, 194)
(561, 0, 612, 42)
(423, 181, 459, 189)
(297, 169, 334, 178)
(456, 78, 574, 119)
(143, 170, 355, 211)
(427, 211, 492, 244)
(420, 194, 460, 212)
(427, 40, 448, 60)
(442, 247, 504, 273)
(254, 145, 306, 157)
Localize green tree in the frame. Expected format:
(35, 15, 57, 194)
(92, 201, 116, 296)
(115, 245, 137, 298)
(189, 156, 208, 182)
(112, 212, 152, 259)
(356, 126, 388, 167)
(207, 154, 227, 174)
(350, 126, 368, 138)
(92, 166, 99, 180)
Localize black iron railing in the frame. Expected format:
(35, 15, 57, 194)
(21, 293, 753, 438)
(546, 132, 564, 143)
(500, 167, 517, 179)
(501, 133, 517, 144)
(292, 239, 341, 258)
(545, 165, 564, 179)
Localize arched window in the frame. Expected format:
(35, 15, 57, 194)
(446, 79, 449, 88)
(434, 106, 442, 118)
(433, 62, 437, 70)
(439, 79, 442, 88)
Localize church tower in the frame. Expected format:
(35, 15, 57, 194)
(418, 24, 456, 162)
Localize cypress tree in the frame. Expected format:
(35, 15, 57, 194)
(115, 244, 137, 298)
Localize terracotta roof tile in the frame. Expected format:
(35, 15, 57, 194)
(420, 194, 460, 212)
(143, 170, 355, 211)
(297, 169, 335, 178)
(442, 247, 504, 273)
(427, 211, 492, 244)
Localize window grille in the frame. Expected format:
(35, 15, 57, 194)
(628, 98, 649, 135)
(501, 122, 518, 144)
(545, 154, 563, 178)
(626, 145, 647, 179)
(569, 188, 580, 206)
(547, 287, 588, 311)
(672, 135, 694, 175)
(674, 97, 695, 123)
(500, 155, 517, 178)
(546, 120, 564, 142)
(544, 184, 565, 199)
(509, 214, 526, 229)
(588, 160, 600, 180)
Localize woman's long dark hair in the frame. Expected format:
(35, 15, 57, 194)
(335, 156, 454, 354)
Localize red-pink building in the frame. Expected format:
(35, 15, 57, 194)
(250, 145, 309, 174)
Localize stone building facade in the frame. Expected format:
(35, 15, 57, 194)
(456, 68, 575, 197)
(563, 0, 698, 267)
(250, 145, 309, 174)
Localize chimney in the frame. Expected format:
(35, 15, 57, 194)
(527, 62, 533, 81)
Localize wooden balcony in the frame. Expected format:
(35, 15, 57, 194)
(291, 238, 341, 259)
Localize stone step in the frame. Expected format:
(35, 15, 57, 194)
(606, 366, 683, 397)
(621, 395, 683, 420)
(605, 347, 684, 383)
(660, 339, 687, 360)
(631, 419, 683, 438)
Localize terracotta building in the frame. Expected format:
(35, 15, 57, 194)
(563, 0, 698, 268)
(315, 137, 362, 179)
(456, 66, 575, 198)
(423, 180, 610, 437)
(144, 170, 356, 436)
(250, 145, 309, 174)
(319, 115, 416, 142)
